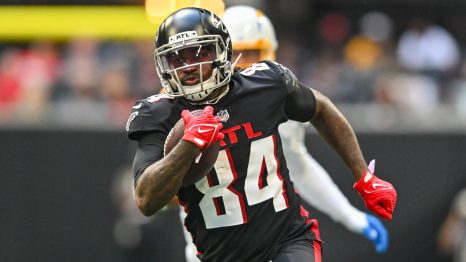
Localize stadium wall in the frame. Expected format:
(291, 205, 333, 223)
(0, 129, 463, 262)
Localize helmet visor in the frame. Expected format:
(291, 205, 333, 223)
(162, 44, 217, 70)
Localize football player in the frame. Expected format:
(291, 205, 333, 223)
(127, 7, 397, 262)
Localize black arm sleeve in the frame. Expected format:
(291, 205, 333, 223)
(268, 61, 316, 122)
(284, 81, 317, 122)
(132, 131, 166, 187)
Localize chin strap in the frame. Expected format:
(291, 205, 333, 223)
(202, 85, 230, 105)
(188, 85, 230, 105)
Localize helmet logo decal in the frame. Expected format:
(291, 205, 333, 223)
(211, 15, 228, 34)
(169, 31, 197, 43)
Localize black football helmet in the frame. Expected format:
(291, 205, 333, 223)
(154, 7, 233, 104)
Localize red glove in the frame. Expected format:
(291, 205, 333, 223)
(354, 160, 397, 220)
(181, 106, 224, 151)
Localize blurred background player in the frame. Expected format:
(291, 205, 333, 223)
(438, 188, 466, 262)
(181, 5, 389, 262)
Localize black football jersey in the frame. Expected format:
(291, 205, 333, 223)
(127, 61, 319, 262)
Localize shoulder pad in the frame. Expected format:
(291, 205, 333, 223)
(269, 61, 300, 88)
(239, 60, 298, 84)
(239, 61, 274, 76)
(236, 60, 300, 93)
(126, 94, 177, 140)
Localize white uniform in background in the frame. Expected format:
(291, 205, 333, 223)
(279, 121, 367, 233)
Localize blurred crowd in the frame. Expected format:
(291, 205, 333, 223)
(0, 10, 465, 128)
(276, 12, 466, 116)
(0, 39, 158, 127)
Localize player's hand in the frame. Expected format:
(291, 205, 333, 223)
(362, 214, 389, 253)
(181, 106, 224, 151)
(354, 160, 397, 220)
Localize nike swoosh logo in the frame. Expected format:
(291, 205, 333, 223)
(364, 183, 394, 194)
(373, 183, 392, 189)
(132, 103, 142, 109)
(198, 127, 212, 134)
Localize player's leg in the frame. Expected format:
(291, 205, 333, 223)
(273, 239, 323, 262)
(273, 205, 323, 262)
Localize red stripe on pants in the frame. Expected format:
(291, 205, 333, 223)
(313, 240, 322, 262)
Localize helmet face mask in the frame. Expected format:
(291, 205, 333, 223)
(154, 8, 233, 104)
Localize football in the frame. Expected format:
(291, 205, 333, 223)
(164, 110, 220, 187)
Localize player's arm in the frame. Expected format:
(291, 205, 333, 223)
(310, 90, 367, 179)
(135, 138, 200, 216)
(274, 62, 366, 179)
(310, 90, 397, 220)
(133, 106, 223, 216)
(275, 61, 396, 220)
(127, 98, 196, 216)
